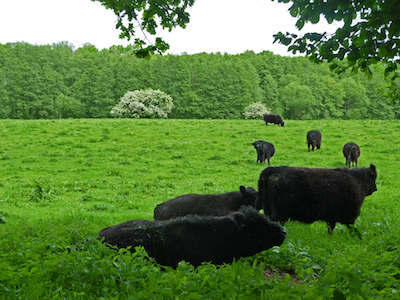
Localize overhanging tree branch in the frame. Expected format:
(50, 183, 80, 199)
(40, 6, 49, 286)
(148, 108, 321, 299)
(93, 0, 195, 57)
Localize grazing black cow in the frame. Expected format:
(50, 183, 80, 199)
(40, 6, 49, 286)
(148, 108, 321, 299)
(307, 130, 322, 152)
(257, 165, 377, 234)
(154, 186, 259, 220)
(343, 142, 361, 168)
(252, 140, 275, 165)
(263, 114, 284, 126)
(98, 206, 286, 268)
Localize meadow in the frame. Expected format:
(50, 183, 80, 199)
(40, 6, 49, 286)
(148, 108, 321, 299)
(0, 118, 399, 299)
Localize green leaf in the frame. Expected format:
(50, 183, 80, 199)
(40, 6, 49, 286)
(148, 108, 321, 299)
(296, 19, 305, 30)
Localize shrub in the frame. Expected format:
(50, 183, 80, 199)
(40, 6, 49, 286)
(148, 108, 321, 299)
(243, 102, 271, 119)
(110, 89, 174, 119)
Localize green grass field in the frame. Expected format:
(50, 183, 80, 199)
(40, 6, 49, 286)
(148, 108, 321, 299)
(1, 118, 399, 299)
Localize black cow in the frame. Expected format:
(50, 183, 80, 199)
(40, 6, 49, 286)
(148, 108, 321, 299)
(154, 186, 259, 220)
(98, 206, 286, 268)
(257, 165, 377, 234)
(252, 140, 275, 165)
(307, 130, 322, 152)
(343, 142, 361, 168)
(263, 114, 284, 126)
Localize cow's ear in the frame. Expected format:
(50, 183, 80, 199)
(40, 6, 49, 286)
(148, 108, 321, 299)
(239, 186, 246, 195)
(370, 164, 376, 174)
(232, 212, 246, 228)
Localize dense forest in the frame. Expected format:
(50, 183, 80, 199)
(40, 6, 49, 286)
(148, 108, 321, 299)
(0, 42, 398, 120)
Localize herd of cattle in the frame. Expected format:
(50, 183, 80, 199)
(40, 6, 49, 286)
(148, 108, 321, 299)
(93, 114, 378, 268)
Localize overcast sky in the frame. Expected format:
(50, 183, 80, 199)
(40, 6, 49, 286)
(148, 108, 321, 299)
(0, 0, 341, 56)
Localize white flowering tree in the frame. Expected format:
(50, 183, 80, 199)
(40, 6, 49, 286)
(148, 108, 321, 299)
(243, 102, 271, 120)
(110, 89, 174, 118)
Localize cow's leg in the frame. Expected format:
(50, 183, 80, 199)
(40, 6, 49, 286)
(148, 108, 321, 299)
(269, 213, 287, 226)
(267, 158, 270, 166)
(347, 224, 361, 239)
(257, 149, 262, 163)
(261, 153, 266, 164)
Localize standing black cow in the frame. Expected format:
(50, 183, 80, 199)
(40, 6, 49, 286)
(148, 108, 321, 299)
(153, 186, 260, 220)
(343, 142, 361, 168)
(263, 114, 284, 126)
(307, 130, 322, 152)
(252, 140, 275, 165)
(98, 206, 286, 268)
(257, 165, 377, 234)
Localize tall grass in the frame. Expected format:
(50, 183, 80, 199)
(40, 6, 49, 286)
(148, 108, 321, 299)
(0, 119, 399, 299)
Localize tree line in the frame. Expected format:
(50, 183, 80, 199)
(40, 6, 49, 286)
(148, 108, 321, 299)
(0, 42, 398, 120)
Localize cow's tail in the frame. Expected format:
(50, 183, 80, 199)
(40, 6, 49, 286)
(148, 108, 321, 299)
(347, 145, 355, 162)
(309, 135, 316, 147)
(257, 167, 276, 217)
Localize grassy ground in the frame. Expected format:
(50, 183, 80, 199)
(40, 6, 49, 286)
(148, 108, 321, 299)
(0, 118, 399, 299)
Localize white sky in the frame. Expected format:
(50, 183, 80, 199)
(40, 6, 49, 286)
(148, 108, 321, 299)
(0, 0, 341, 56)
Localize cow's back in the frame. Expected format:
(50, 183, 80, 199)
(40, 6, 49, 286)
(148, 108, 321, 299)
(343, 142, 361, 167)
(263, 114, 284, 126)
(258, 166, 372, 225)
(154, 192, 242, 220)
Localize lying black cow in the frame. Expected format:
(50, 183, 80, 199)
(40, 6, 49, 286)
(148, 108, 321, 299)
(257, 165, 377, 234)
(307, 130, 322, 152)
(98, 206, 286, 268)
(343, 142, 361, 168)
(252, 140, 275, 165)
(154, 186, 259, 220)
(263, 114, 284, 126)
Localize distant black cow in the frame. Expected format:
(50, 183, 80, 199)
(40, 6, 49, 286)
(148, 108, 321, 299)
(343, 142, 361, 168)
(263, 114, 284, 126)
(98, 206, 286, 268)
(154, 186, 259, 220)
(307, 130, 322, 152)
(257, 165, 377, 234)
(252, 140, 275, 165)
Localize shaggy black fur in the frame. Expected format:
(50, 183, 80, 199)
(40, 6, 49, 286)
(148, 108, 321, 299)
(307, 130, 322, 152)
(252, 140, 275, 165)
(98, 206, 286, 267)
(343, 142, 361, 168)
(263, 114, 284, 126)
(257, 165, 377, 233)
(154, 186, 259, 220)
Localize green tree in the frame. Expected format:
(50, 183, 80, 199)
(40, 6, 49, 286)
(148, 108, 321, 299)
(108, 46, 153, 101)
(55, 93, 85, 119)
(159, 54, 196, 118)
(260, 74, 281, 114)
(340, 77, 370, 119)
(315, 75, 345, 119)
(282, 82, 315, 119)
(0, 45, 11, 118)
(72, 44, 117, 117)
(167, 53, 263, 119)
(361, 65, 396, 119)
(244, 51, 285, 114)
